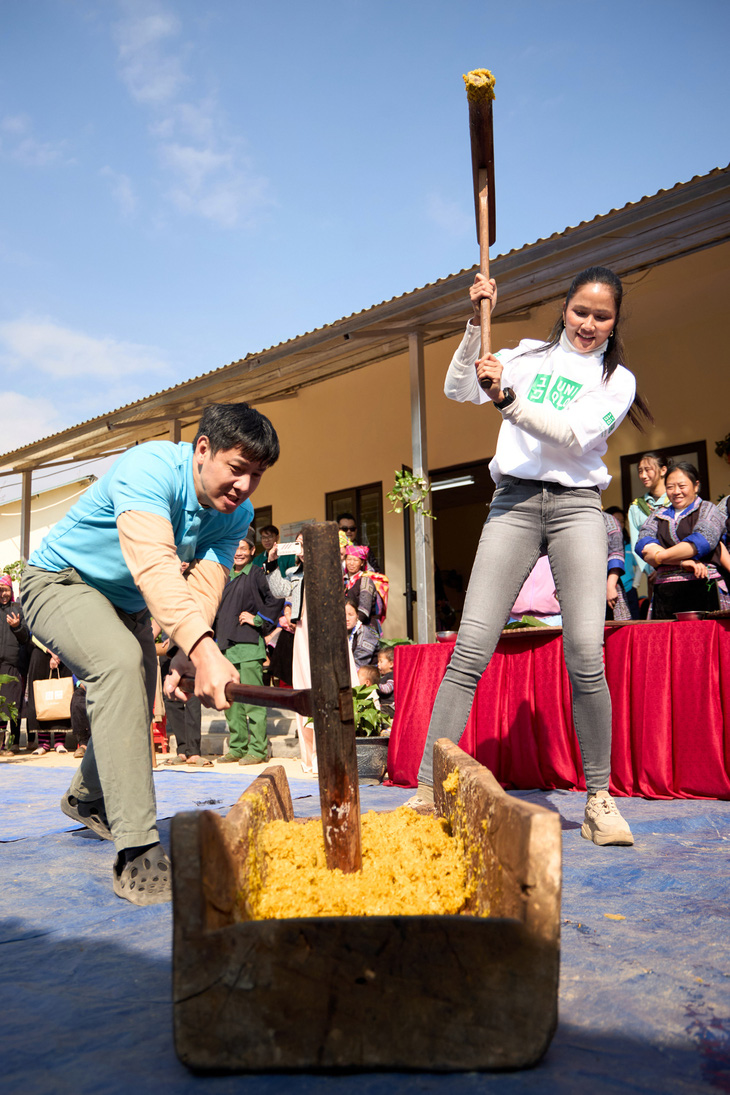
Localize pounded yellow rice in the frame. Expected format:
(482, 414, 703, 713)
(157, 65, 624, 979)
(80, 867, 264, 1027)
(249, 806, 471, 919)
(463, 68, 496, 103)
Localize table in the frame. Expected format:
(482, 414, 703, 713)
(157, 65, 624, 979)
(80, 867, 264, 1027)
(387, 620, 730, 799)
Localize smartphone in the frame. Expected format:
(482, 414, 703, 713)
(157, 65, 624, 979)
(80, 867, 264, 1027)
(277, 542, 302, 555)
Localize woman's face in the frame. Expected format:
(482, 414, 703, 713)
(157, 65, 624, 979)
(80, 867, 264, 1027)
(638, 458, 667, 494)
(345, 554, 363, 575)
(563, 282, 617, 354)
(345, 603, 358, 630)
(666, 471, 699, 511)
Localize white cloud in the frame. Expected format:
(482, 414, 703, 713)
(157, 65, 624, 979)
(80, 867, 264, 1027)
(1, 114, 30, 135)
(0, 317, 170, 380)
(100, 165, 137, 216)
(111, 0, 270, 228)
(0, 392, 63, 453)
(113, 3, 187, 105)
(426, 192, 473, 237)
(0, 113, 70, 167)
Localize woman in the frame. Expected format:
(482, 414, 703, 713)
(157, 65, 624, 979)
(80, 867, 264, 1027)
(636, 462, 729, 618)
(605, 505, 640, 619)
(628, 451, 669, 587)
(412, 266, 651, 848)
(268, 534, 358, 773)
(345, 599, 379, 668)
(343, 545, 379, 627)
(26, 640, 74, 754)
(604, 511, 632, 622)
(267, 535, 312, 769)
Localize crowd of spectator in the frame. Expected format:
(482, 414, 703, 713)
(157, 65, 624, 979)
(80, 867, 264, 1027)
(2, 469, 728, 770)
(503, 454, 730, 629)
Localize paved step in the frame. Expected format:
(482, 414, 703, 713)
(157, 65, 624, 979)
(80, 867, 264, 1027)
(198, 706, 300, 759)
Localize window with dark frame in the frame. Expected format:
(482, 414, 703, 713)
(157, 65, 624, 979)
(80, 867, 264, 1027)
(620, 440, 709, 515)
(325, 482, 384, 568)
(252, 505, 273, 552)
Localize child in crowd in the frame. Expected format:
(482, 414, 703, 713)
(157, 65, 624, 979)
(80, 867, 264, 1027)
(357, 665, 380, 687)
(345, 599, 379, 667)
(376, 646, 395, 704)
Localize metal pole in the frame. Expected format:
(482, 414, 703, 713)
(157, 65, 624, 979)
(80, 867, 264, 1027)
(408, 332, 436, 645)
(20, 469, 33, 562)
(402, 493, 415, 641)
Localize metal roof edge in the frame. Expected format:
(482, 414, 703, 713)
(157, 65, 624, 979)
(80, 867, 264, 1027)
(1, 165, 728, 469)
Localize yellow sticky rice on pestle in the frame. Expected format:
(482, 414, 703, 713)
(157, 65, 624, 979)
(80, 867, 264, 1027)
(250, 806, 471, 919)
(463, 68, 496, 103)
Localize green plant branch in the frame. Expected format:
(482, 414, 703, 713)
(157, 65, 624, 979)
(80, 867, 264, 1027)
(386, 469, 435, 520)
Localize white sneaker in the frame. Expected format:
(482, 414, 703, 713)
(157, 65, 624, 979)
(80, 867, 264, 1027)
(581, 791, 634, 846)
(405, 782, 435, 810)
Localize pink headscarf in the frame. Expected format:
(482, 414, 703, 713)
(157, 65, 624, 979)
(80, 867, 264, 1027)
(344, 544, 369, 560)
(0, 575, 13, 589)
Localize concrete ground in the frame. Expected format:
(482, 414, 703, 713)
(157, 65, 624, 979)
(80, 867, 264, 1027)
(2, 743, 315, 783)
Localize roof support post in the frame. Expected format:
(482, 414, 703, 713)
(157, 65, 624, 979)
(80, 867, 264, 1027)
(169, 419, 181, 443)
(408, 331, 435, 645)
(20, 469, 32, 562)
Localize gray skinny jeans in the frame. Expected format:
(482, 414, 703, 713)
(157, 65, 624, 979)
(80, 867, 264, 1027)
(418, 476, 611, 793)
(21, 565, 159, 852)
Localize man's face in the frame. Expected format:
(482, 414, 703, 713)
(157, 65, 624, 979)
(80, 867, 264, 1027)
(260, 529, 278, 551)
(193, 438, 267, 513)
(0, 585, 11, 606)
(338, 518, 357, 542)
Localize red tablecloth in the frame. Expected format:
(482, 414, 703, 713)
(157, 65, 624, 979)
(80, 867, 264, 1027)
(387, 620, 730, 799)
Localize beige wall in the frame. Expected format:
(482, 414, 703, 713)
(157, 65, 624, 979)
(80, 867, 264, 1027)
(14, 240, 727, 638)
(246, 240, 730, 638)
(0, 478, 95, 570)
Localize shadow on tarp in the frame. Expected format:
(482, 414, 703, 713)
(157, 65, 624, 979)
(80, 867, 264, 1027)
(0, 911, 724, 1095)
(0, 765, 415, 842)
(1, 770, 729, 1094)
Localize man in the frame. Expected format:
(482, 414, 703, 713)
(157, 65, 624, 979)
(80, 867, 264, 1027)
(337, 512, 380, 572)
(252, 524, 295, 577)
(215, 534, 283, 765)
(0, 575, 28, 753)
(20, 403, 279, 905)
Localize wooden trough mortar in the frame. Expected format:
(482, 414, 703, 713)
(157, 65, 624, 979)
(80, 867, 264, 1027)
(171, 738, 562, 1072)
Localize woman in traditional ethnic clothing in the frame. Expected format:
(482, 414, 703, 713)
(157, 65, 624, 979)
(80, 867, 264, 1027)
(343, 544, 379, 628)
(636, 462, 729, 619)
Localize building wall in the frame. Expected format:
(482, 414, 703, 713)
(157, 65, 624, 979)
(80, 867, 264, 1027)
(247, 239, 730, 638)
(10, 240, 727, 638)
(0, 478, 95, 570)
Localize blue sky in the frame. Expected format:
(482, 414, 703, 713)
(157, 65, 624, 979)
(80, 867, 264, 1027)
(0, 0, 728, 495)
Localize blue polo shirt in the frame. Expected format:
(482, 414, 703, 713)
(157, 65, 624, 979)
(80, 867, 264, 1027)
(30, 441, 253, 613)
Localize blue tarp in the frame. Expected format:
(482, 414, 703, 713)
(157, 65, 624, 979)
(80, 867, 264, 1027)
(1, 766, 728, 1094)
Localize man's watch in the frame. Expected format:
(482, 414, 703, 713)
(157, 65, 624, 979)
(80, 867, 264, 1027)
(494, 387, 516, 411)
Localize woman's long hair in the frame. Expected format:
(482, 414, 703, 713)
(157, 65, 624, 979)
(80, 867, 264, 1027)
(523, 266, 653, 430)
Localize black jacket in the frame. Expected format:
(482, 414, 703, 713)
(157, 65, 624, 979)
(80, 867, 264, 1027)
(214, 567, 284, 651)
(0, 600, 29, 668)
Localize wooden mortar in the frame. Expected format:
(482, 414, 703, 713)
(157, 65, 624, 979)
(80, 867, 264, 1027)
(171, 739, 562, 1072)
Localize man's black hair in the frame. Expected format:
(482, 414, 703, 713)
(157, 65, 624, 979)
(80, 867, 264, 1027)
(194, 403, 280, 467)
(260, 524, 279, 537)
(337, 512, 356, 524)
